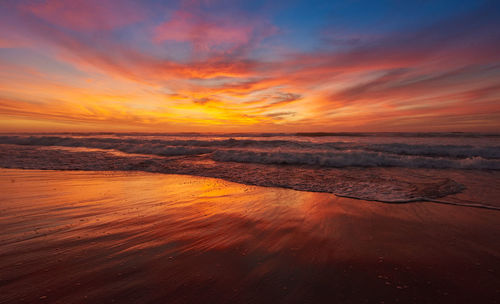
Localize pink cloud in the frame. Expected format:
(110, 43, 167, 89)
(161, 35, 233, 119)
(154, 11, 272, 53)
(22, 0, 145, 31)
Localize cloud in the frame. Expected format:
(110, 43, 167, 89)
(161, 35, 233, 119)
(329, 65, 500, 106)
(1, 0, 499, 131)
(265, 111, 296, 119)
(192, 97, 211, 105)
(154, 11, 253, 50)
(21, 0, 146, 31)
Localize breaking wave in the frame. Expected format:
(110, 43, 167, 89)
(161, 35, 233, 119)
(1, 133, 500, 208)
(211, 150, 500, 169)
(0, 135, 499, 169)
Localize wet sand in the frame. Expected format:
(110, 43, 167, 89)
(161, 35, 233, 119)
(0, 169, 499, 303)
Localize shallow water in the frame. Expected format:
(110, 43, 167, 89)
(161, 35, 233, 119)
(0, 169, 499, 303)
(1, 133, 500, 206)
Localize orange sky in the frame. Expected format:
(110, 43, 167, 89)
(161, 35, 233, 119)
(1, 0, 499, 132)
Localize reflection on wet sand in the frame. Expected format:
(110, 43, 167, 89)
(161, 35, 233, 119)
(0, 169, 499, 303)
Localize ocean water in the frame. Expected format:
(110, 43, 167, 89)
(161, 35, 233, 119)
(1, 132, 499, 208)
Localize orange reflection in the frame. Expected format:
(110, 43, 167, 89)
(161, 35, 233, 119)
(1, 169, 499, 303)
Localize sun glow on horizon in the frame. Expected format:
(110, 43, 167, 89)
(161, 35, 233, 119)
(1, 0, 499, 132)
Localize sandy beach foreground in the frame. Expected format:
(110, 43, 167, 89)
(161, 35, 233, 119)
(0, 169, 499, 303)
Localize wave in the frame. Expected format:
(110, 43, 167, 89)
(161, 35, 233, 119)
(4, 132, 500, 138)
(360, 143, 500, 159)
(1, 135, 499, 169)
(0, 143, 466, 202)
(2, 142, 500, 209)
(295, 132, 500, 138)
(212, 150, 500, 169)
(0, 136, 214, 156)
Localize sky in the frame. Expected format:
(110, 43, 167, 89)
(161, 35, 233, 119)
(0, 0, 499, 132)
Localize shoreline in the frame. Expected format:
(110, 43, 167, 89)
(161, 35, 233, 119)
(2, 166, 499, 211)
(1, 169, 499, 303)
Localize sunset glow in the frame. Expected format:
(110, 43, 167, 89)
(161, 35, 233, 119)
(1, 0, 499, 132)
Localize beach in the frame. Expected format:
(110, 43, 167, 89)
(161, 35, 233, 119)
(1, 169, 499, 303)
(3, 0, 500, 302)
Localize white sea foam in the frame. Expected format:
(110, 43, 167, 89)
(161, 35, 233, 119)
(2, 135, 500, 208)
(211, 150, 500, 169)
(1, 135, 499, 167)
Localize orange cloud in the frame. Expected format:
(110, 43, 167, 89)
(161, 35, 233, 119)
(1, 0, 499, 132)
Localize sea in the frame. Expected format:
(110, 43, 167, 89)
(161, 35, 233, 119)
(1, 132, 499, 209)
